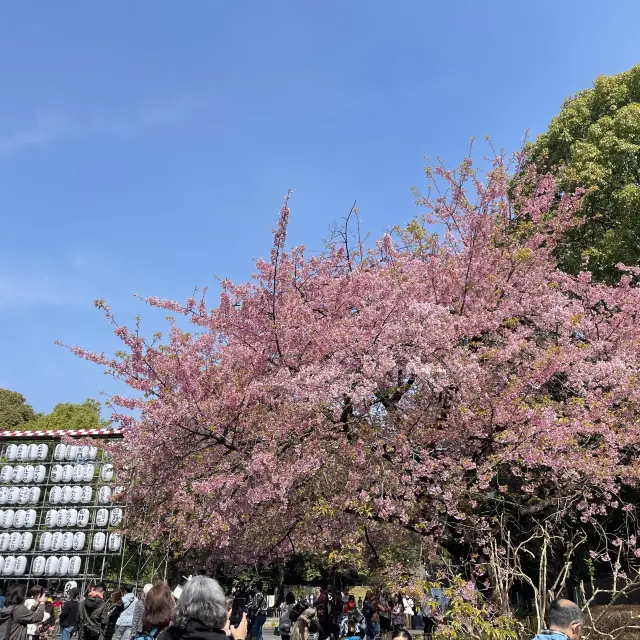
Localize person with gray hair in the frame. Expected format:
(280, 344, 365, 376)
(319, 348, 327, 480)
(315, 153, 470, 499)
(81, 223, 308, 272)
(158, 577, 246, 640)
(532, 598, 584, 640)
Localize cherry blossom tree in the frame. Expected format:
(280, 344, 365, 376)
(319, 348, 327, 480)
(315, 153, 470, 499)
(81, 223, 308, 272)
(69, 154, 640, 589)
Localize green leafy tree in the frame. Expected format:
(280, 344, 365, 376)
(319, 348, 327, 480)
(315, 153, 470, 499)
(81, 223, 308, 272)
(526, 63, 640, 281)
(0, 389, 38, 428)
(20, 398, 107, 431)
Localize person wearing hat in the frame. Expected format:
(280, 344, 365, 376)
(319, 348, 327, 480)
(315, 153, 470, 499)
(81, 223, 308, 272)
(59, 588, 79, 640)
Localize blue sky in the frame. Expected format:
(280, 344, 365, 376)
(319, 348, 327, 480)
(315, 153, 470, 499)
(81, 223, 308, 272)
(1, 1, 639, 415)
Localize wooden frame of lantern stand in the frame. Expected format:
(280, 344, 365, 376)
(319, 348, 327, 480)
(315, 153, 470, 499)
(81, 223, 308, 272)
(0, 428, 127, 593)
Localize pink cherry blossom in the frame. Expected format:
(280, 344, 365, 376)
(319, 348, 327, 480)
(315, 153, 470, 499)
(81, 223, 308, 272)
(68, 154, 640, 570)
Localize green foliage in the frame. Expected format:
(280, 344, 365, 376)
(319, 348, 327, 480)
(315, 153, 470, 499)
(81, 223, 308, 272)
(0, 388, 108, 432)
(20, 398, 107, 432)
(413, 578, 522, 640)
(527, 63, 640, 282)
(0, 388, 38, 428)
(106, 539, 173, 586)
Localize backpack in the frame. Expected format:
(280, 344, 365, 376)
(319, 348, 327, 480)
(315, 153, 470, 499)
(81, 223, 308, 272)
(279, 606, 293, 635)
(362, 600, 373, 619)
(134, 628, 159, 640)
(79, 602, 104, 639)
(288, 601, 307, 624)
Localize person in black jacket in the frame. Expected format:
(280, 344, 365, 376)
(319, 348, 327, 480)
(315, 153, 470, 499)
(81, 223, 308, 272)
(0, 584, 46, 640)
(104, 592, 124, 640)
(60, 588, 80, 640)
(79, 588, 110, 640)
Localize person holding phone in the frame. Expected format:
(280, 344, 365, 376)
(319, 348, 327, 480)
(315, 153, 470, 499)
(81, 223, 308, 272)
(0, 585, 46, 640)
(24, 587, 50, 640)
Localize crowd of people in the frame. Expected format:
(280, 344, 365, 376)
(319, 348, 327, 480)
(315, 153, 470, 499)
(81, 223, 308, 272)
(0, 580, 586, 640)
(277, 588, 586, 640)
(277, 587, 434, 640)
(0, 577, 248, 640)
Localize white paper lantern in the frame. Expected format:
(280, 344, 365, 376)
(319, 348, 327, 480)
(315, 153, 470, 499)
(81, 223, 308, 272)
(65, 446, 79, 462)
(62, 465, 74, 483)
(28, 445, 38, 461)
(39, 532, 52, 551)
(2, 511, 14, 529)
(0, 557, 4, 574)
(77, 509, 90, 527)
(13, 510, 25, 528)
(20, 532, 33, 551)
(80, 446, 90, 461)
(7, 488, 19, 505)
(81, 487, 92, 504)
(11, 466, 24, 484)
(61, 532, 74, 552)
(3, 555, 15, 575)
(61, 486, 72, 504)
(50, 465, 62, 483)
(57, 555, 70, 576)
(51, 531, 63, 552)
(89, 447, 98, 460)
(109, 508, 124, 527)
(0, 512, 4, 528)
(67, 509, 78, 527)
(5, 446, 17, 462)
(28, 487, 41, 504)
(71, 487, 82, 504)
(0, 534, 9, 552)
(69, 556, 81, 576)
(0, 466, 13, 483)
(83, 464, 95, 482)
(23, 466, 35, 483)
(72, 532, 85, 551)
(0, 488, 8, 505)
(56, 509, 68, 528)
(31, 556, 46, 576)
(72, 465, 84, 482)
(17, 488, 29, 505)
(101, 464, 114, 482)
(36, 444, 48, 461)
(45, 556, 59, 576)
(92, 532, 106, 551)
(34, 466, 46, 483)
(14, 555, 27, 576)
(45, 510, 58, 528)
(49, 487, 61, 505)
(8, 533, 21, 552)
(98, 486, 112, 504)
(16, 445, 28, 463)
(108, 533, 122, 552)
(54, 444, 67, 461)
(95, 509, 109, 527)
(24, 510, 36, 527)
